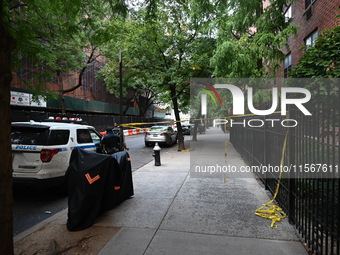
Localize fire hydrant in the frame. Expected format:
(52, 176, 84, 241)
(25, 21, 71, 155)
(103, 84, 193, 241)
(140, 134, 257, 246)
(153, 142, 161, 166)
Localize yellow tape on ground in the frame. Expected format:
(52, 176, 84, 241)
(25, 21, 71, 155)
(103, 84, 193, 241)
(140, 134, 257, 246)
(255, 132, 288, 228)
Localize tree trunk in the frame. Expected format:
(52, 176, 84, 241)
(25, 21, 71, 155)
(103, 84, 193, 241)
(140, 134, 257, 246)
(170, 85, 185, 151)
(0, 1, 15, 253)
(139, 99, 154, 117)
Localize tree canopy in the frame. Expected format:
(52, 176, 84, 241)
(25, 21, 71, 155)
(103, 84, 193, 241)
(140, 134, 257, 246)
(8, 0, 128, 112)
(99, 1, 216, 149)
(211, 0, 297, 78)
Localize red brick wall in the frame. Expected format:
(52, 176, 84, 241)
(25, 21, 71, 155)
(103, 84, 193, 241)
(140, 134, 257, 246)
(10, 58, 121, 104)
(278, 0, 339, 77)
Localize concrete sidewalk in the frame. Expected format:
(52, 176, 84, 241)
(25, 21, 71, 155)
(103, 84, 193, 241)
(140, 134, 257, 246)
(14, 127, 307, 255)
(98, 127, 306, 255)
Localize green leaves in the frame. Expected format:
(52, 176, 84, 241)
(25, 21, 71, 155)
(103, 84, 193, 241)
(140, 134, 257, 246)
(8, 0, 127, 91)
(99, 1, 216, 113)
(211, 0, 297, 78)
(292, 26, 340, 78)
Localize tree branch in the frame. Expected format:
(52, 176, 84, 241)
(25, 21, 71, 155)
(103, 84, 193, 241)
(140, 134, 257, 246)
(176, 82, 190, 97)
(61, 48, 96, 94)
(231, 30, 240, 40)
(152, 35, 169, 68)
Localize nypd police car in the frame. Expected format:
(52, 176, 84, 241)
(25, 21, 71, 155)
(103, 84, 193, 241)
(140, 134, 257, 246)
(11, 120, 102, 186)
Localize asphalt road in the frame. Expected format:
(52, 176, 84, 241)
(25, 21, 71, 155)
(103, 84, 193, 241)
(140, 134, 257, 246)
(13, 134, 184, 236)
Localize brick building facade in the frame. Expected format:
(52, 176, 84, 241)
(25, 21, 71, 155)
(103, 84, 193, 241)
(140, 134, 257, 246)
(279, 0, 339, 77)
(10, 55, 142, 115)
(11, 58, 118, 103)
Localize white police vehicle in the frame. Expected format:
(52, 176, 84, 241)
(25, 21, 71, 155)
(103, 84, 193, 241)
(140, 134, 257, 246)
(11, 120, 102, 186)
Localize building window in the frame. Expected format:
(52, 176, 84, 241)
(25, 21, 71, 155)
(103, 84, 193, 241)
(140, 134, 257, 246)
(284, 53, 292, 78)
(284, 5, 292, 22)
(304, 0, 316, 19)
(305, 30, 318, 49)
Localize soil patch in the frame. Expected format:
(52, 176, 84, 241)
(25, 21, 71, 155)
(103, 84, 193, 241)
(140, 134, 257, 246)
(14, 224, 120, 255)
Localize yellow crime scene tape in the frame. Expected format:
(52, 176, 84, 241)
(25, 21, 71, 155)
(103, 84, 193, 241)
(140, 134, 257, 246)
(254, 132, 288, 228)
(120, 111, 285, 130)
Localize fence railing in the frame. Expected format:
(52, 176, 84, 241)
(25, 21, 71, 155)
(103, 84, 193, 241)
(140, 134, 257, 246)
(230, 92, 340, 255)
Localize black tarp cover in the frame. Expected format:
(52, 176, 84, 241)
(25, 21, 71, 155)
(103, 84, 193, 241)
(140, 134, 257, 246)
(66, 148, 134, 231)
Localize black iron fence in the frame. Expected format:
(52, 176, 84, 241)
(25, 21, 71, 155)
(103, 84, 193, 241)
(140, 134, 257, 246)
(230, 90, 340, 255)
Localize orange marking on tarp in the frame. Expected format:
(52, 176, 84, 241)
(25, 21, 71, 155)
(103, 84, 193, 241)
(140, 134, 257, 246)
(85, 173, 100, 184)
(114, 186, 121, 190)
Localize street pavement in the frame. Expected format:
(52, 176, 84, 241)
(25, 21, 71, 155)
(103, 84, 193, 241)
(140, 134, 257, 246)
(14, 127, 307, 255)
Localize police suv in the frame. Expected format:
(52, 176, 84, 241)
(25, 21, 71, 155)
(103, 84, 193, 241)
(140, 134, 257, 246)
(11, 120, 102, 186)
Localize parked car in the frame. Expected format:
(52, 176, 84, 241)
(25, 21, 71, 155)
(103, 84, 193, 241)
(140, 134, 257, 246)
(144, 126, 177, 147)
(182, 124, 193, 135)
(11, 121, 102, 187)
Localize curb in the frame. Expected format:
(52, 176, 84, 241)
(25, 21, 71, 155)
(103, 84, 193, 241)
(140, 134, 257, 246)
(14, 209, 68, 244)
